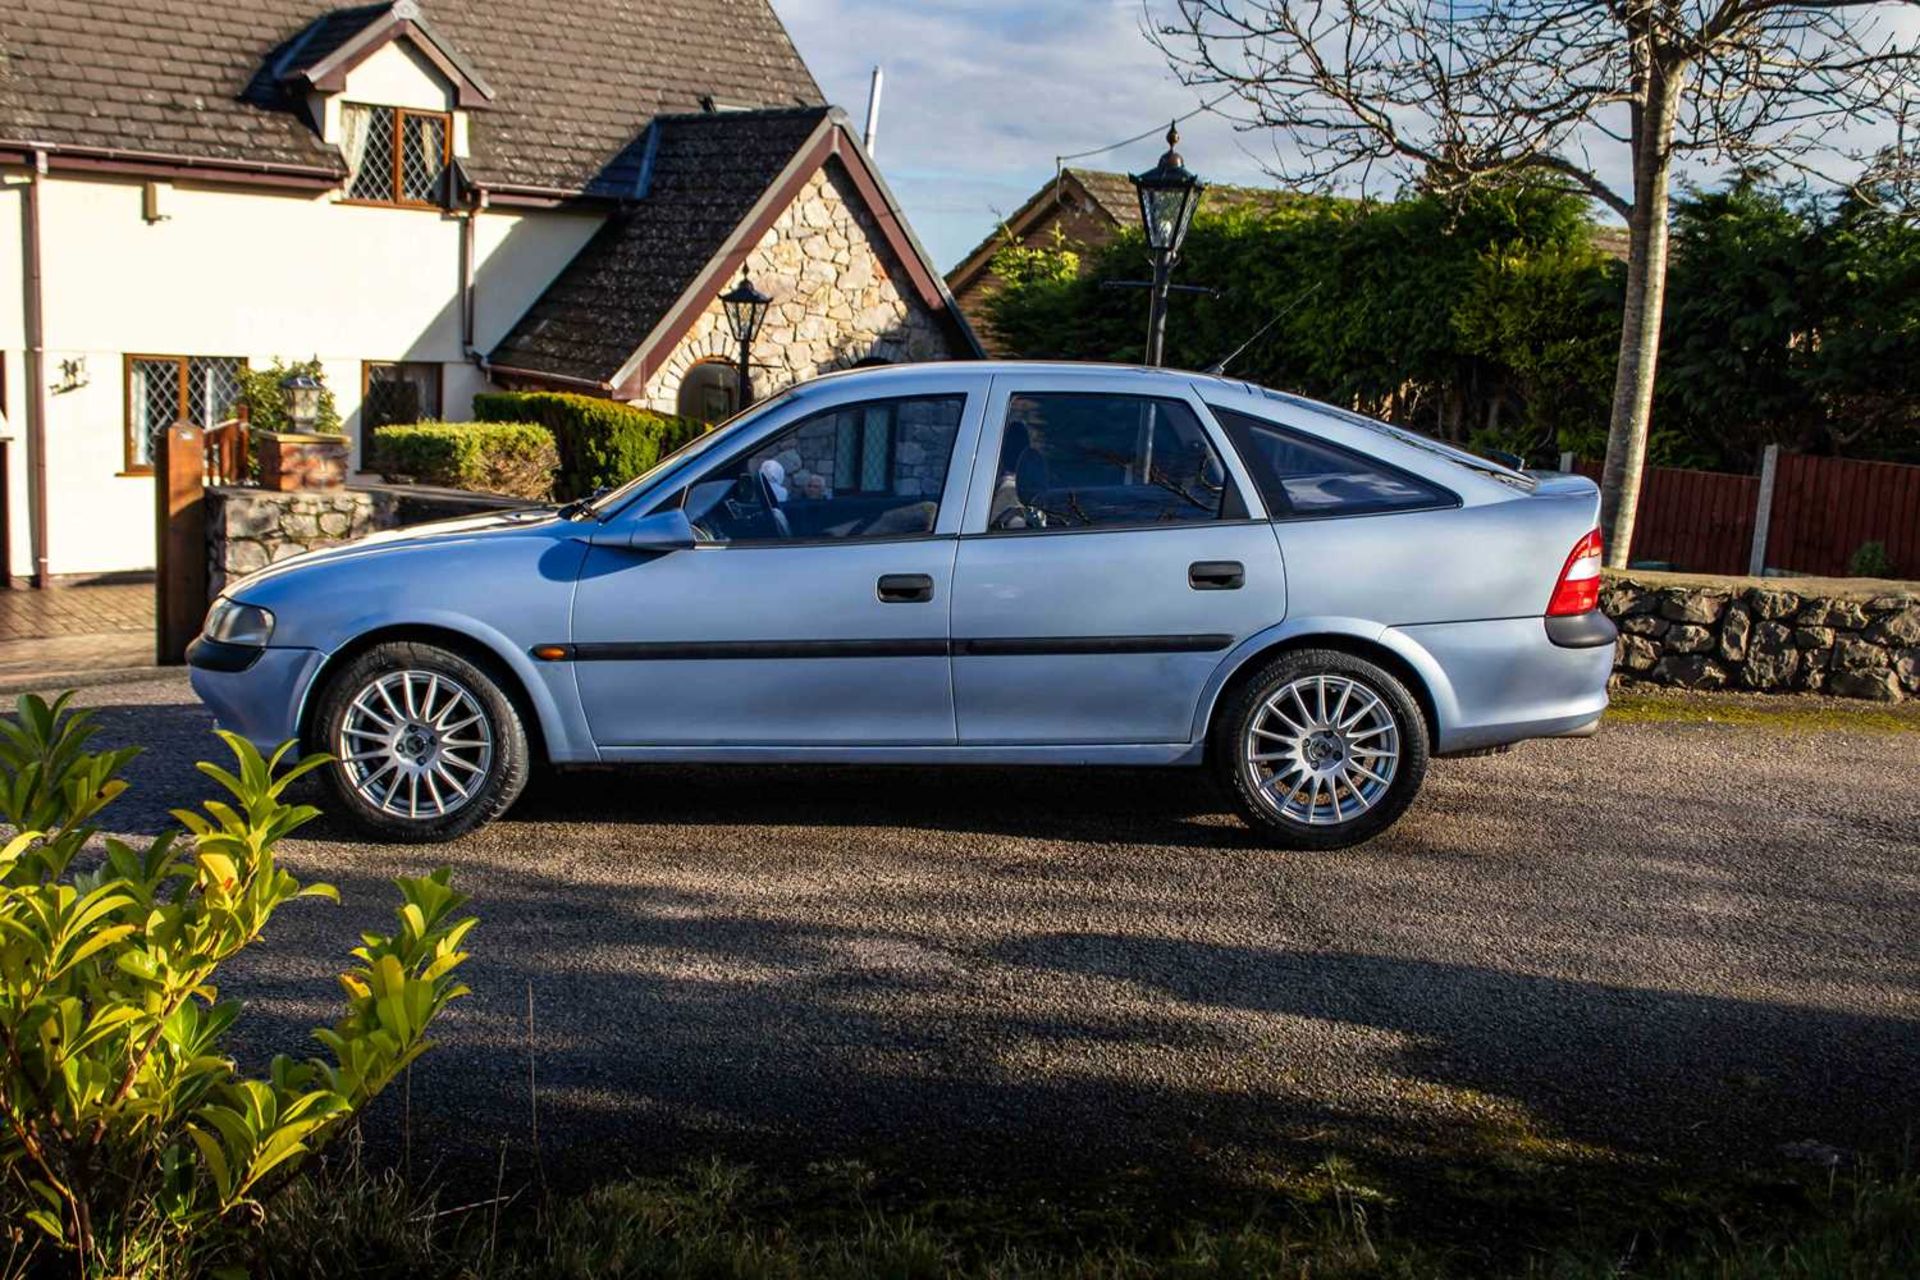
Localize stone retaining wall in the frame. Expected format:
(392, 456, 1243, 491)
(206, 484, 522, 598)
(1603, 572, 1920, 701)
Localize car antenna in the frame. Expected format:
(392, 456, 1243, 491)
(1201, 281, 1324, 377)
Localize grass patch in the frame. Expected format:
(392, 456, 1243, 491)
(1605, 688, 1920, 734)
(247, 1148, 1920, 1280)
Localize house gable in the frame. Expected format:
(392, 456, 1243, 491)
(489, 108, 980, 401)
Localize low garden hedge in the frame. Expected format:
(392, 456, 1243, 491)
(371, 421, 560, 501)
(473, 391, 707, 500)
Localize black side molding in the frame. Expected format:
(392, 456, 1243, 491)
(1544, 611, 1619, 649)
(542, 634, 1237, 662)
(186, 636, 264, 673)
(956, 634, 1233, 657)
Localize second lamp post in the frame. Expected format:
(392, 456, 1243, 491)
(1129, 124, 1205, 367)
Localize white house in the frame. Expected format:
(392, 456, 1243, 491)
(0, 0, 978, 584)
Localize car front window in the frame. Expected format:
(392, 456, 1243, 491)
(681, 395, 965, 543)
(584, 389, 800, 518)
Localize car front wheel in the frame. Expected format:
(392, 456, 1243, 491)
(311, 641, 530, 842)
(1212, 648, 1429, 850)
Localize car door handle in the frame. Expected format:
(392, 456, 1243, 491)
(1189, 560, 1245, 591)
(877, 573, 935, 603)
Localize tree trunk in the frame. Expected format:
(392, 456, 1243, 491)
(1598, 60, 1682, 569)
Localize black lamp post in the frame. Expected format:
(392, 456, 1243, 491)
(719, 271, 773, 410)
(1129, 123, 1205, 367)
(279, 370, 324, 433)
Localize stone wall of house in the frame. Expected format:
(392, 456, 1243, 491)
(633, 161, 962, 415)
(205, 484, 521, 599)
(1603, 572, 1920, 701)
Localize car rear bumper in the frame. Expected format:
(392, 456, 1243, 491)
(1391, 616, 1614, 754)
(188, 645, 323, 753)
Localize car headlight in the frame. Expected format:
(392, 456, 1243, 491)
(203, 597, 275, 647)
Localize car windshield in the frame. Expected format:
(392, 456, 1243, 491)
(1257, 389, 1537, 491)
(576, 389, 801, 518)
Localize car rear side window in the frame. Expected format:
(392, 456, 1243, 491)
(1210, 406, 1455, 520)
(987, 393, 1242, 532)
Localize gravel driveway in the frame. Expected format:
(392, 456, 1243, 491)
(49, 676, 1920, 1185)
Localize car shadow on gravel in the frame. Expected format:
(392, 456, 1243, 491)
(502, 763, 1271, 850)
(211, 853, 1920, 1197)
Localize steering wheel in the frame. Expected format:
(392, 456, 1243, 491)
(753, 471, 793, 539)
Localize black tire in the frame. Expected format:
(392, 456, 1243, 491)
(309, 640, 531, 842)
(1210, 648, 1430, 850)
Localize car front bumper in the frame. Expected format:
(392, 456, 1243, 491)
(188, 644, 324, 753)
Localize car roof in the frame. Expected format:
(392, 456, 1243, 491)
(798, 358, 1259, 397)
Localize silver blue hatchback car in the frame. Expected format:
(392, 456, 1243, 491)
(189, 362, 1616, 847)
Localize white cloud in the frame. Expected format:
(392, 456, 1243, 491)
(777, 0, 1291, 267)
(775, 0, 1918, 267)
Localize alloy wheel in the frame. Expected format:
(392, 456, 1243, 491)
(1243, 674, 1400, 827)
(338, 669, 494, 820)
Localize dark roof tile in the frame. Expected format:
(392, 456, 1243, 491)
(1, 0, 823, 189)
(490, 106, 828, 385)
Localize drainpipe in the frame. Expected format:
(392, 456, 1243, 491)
(462, 184, 488, 375)
(20, 150, 49, 589)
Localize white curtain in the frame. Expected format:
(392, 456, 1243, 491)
(339, 104, 374, 189)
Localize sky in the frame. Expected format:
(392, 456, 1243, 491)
(776, 0, 1290, 271)
(775, 0, 1917, 274)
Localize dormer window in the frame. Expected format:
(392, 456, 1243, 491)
(342, 103, 450, 207)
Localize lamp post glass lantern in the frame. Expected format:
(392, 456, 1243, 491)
(279, 371, 323, 434)
(720, 271, 773, 410)
(1129, 123, 1204, 367)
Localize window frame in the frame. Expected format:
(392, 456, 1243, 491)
(675, 357, 742, 427)
(973, 391, 1247, 538)
(122, 353, 248, 476)
(360, 360, 445, 453)
(339, 103, 453, 210)
(833, 401, 897, 495)
(1208, 404, 1460, 523)
(654, 392, 970, 548)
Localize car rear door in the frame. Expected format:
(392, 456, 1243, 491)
(948, 372, 1286, 745)
(570, 373, 986, 748)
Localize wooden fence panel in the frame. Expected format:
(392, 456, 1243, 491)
(1766, 454, 1920, 578)
(1574, 461, 1757, 573)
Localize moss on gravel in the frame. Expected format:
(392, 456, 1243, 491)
(1605, 688, 1920, 733)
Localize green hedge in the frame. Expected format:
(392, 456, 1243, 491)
(473, 391, 707, 500)
(371, 422, 559, 501)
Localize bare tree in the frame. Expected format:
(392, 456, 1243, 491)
(1151, 0, 1919, 565)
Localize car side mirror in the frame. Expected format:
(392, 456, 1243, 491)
(620, 508, 698, 552)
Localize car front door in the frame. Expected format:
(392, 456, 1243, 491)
(570, 378, 984, 749)
(949, 374, 1286, 745)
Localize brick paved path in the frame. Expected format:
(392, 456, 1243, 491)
(0, 583, 156, 687)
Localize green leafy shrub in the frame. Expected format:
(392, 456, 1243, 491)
(1848, 540, 1897, 579)
(236, 357, 343, 435)
(0, 693, 476, 1277)
(474, 391, 706, 500)
(372, 421, 560, 500)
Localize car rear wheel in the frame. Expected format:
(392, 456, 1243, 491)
(1212, 648, 1429, 850)
(311, 641, 529, 842)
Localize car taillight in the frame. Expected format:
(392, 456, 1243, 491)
(1547, 528, 1604, 616)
